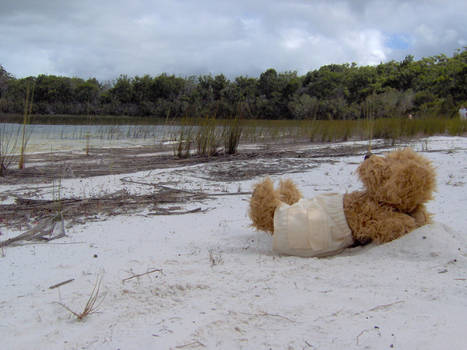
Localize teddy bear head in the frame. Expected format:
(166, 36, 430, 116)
(357, 148, 436, 212)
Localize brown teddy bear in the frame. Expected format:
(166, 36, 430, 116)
(249, 148, 436, 257)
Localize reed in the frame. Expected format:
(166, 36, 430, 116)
(3, 113, 465, 163)
(18, 82, 34, 169)
(447, 118, 467, 135)
(195, 116, 221, 156)
(172, 116, 193, 158)
(222, 117, 243, 154)
(0, 124, 19, 176)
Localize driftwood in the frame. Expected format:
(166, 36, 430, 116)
(149, 207, 208, 215)
(0, 213, 65, 247)
(120, 177, 252, 196)
(122, 268, 163, 283)
(0, 178, 251, 245)
(0, 186, 206, 229)
(49, 278, 75, 289)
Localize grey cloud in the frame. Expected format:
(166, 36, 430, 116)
(0, 0, 465, 81)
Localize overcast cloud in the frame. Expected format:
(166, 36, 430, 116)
(1, 0, 466, 81)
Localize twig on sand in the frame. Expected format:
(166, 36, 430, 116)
(120, 177, 251, 196)
(120, 177, 203, 196)
(149, 207, 208, 215)
(238, 310, 296, 323)
(356, 326, 382, 345)
(49, 278, 75, 289)
(54, 276, 104, 321)
(258, 311, 296, 323)
(122, 268, 163, 283)
(0, 185, 208, 231)
(209, 249, 224, 267)
(367, 300, 404, 312)
(1, 175, 248, 233)
(208, 191, 252, 196)
(119, 177, 156, 187)
(175, 341, 206, 348)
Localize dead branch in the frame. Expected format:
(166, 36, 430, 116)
(49, 278, 75, 289)
(238, 310, 296, 323)
(367, 300, 404, 312)
(119, 177, 156, 187)
(0, 213, 65, 247)
(356, 327, 381, 345)
(0, 184, 210, 231)
(122, 268, 163, 283)
(175, 341, 206, 348)
(120, 177, 251, 196)
(149, 207, 207, 215)
(207, 191, 252, 196)
(258, 311, 296, 323)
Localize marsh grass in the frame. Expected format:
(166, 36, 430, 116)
(222, 117, 243, 154)
(195, 116, 220, 156)
(18, 83, 34, 169)
(446, 118, 467, 135)
(0, 124, 19, 176)
(212, 116, 466, 147)
(172, 117, 193, 158)
(2, 113, 465, 165)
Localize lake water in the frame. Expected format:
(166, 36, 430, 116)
(1, 121, 292, 154)
(1, 123, 182, 153)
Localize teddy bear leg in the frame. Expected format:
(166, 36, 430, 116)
(249, 178, 281, 234)
(279, 179, 302, 205)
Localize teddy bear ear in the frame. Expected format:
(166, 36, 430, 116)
(357, 154, 390, 192)
(381, 161, 436, 211)
(376, 148, 436, 211)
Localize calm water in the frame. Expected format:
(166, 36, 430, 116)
(1, 123, 181, 153)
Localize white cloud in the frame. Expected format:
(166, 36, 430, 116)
(0, 0, 465, 80)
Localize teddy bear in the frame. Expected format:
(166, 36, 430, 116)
(249, 148, 436, 257)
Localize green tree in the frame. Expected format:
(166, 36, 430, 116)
(0, 65, 13, 98)
(110, 75, 133, 104)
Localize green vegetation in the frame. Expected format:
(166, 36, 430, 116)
(222, 117, 243, 155)
(0, 124, 18, 175)
(238, 117, 466, 144)
(195, 116, 220, 156)
(0, 48, 466, 121)
(0, 48, 465, 165)
(18, 82, 34, 169)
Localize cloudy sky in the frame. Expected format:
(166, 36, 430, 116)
(1, 0, 466, 81)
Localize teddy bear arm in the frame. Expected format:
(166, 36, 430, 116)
(411, 204, 433, 227)
(344, 194, 418, 244)
(365, 209, 418, 243)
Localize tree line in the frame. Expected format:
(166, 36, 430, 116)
(0, 48, 465, 120)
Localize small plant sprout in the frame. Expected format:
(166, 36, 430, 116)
(209, 249, 224, 267)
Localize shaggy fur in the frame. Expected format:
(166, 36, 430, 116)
(249, 178, 302, 233)
(249, 178, 280, 233)
(249, 147, 436, 247)
(278, 179, 302, 205)
(358, 148, 436, 212)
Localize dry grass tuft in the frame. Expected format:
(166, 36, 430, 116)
(55, 276, 104, 321)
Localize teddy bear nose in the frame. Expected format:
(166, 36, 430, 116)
(364, 152, 373, 160)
